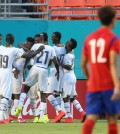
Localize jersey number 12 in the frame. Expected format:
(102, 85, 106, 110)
(89, 38, 107, 63)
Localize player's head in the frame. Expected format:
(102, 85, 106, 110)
(25, 37, 34, 50)
(34, 34, 41, 44)
(6, 34, 14, 45)
(98, 5, 116, 28)
(0, 34, 2, 44)
(40, 32, 48, 44)
(65, 38, 77, 51)
(52, 32, 61, 44)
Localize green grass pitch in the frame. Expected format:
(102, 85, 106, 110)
(0, 120, 120, 134)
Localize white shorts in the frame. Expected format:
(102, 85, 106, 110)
(13, 72, 23, 94)
(62, 72, 77, 98)
(25, 66, 48, 93)
(46, 68, 64, 94)
(27, 83, 40, 99)
(0, 70, 13, 100)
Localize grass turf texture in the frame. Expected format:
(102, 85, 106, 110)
(0, 120, 120, 134)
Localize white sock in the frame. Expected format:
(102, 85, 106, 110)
(0, 98, 8, 120)
(4, 100, 13, 119)
(18, 93, 27, 107)
(73, 99, 83, 112)
(40, 102, 46, 119)
(56, 96, 61, 107)
(64, 102, 72, 118)
(30, 98, 37, 117)
(14, 99, 22, 119)
(47, 95, 61, 112)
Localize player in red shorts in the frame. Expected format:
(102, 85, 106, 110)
(81, 6, 120, 134)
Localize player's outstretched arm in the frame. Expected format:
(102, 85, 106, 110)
(81, 55, 89, 78)
(110, 50, 120, 101)
(59, 63, 72, 70)
(52, 57, 59, 80)
(21, 45, 45, 59)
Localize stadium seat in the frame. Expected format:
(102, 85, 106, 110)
(71, 9, 93, 20)
(49, 0, 65, 7)
(64, 0, 84, 7)
(117, 10, 120, 20)
(85, 0, 106, 7)
(106, 0, 120, 7)
(51, 10, 72, 20)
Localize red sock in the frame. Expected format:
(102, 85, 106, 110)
(82, 120, 95, 134)
(108, 123, 118, 134)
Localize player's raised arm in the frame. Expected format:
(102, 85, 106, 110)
(21, 45, 45, 59)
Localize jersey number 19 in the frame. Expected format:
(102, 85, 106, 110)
(0, 55, 9, 68)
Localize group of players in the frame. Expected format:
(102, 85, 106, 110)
(0, 31, 86, 124)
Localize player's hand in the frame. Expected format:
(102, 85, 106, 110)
(55, 72, 59, 81)
(38, 45, 45, 52)
(111, 88, 120, 101)
(13, 69, 20, 79)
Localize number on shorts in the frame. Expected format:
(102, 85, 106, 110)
(0, 55, 9, 68)
(89, 38, 107, 63)
(37, 51, 49, 64)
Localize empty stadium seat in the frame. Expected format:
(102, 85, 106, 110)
(106, 0, 120, 7)
(51, 10, 72, 20)
(71, 9, 93, 20)
(49, 0, 64, 7)
(85, 0, 106, 7)
(64, 0, 84, 7)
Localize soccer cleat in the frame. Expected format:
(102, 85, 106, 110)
(53, 110, 66, 123)
(14, 106, 22, 117)
(17, 118, 26, 123)
(80, 111, 86, 123)
(0, 120, 5, 124)
(43, 114, 49, 123)
(38, 118, 47, 123)
(3, 117, 13, 124)
(65, 118, 73, 123)
(33, 117, 39, 123)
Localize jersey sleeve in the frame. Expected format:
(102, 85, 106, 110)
(110, 37, 120, 54)
(64, 54, 73, 66)
(51, 47, 56, 59)
(82, 39, 88, 57)
(15, 48, 24, 59)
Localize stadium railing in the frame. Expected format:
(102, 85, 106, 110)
(0, 0, 49, 19)
(49, 7, 120, 20)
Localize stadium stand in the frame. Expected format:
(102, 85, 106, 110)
(64, 0, 84, 7)
(106, 0, 120, 7)
(84, 0, 106, 7)
(49, 0, 64, 8)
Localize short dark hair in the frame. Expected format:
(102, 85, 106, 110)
(98, 5, 116, 25)
(40, 32, 48, 41)
(70, 38, 77, 49)
(34, 34, 40, 38)
(27, 37, 34, 45)
(53, 32, 61, 40)
(0, 34, 2, 36)
(6, 33, 14, 44)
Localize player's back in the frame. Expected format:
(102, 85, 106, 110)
(32, 43, 56, 69)
(83, 27, 120, 92)
(0, 46, 23, 72)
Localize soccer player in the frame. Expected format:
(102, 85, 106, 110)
(0, 34, 44, 123)
(59, 38, 86, 123)
(15, 41, 61, 123)
(81, 6, 120, 134)
(46, 32, 66, 123)
(40, 32, 49, 45)
(34, 34, 41, 44)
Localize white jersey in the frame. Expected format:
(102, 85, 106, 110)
(13, 48, 26, 72)
(31, 43, 56, 69)
(0, 46, 23, 71)
(51, 45, 66, 69)
(63, 53, 75, 74)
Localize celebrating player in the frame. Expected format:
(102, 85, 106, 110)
(40, 32, 49, 45)
(81, 6, 120, 134)
(34, 34, 41, 44)
(0, 34, 44, 123)
(15, 40, 60, 123)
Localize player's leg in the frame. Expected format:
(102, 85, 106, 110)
(15, 66, 38, 117)
(82, 92, 103, 134)
(103, 90, 120, 134)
